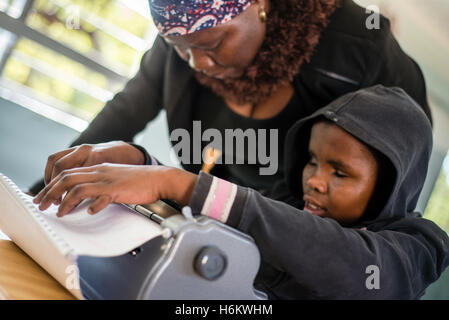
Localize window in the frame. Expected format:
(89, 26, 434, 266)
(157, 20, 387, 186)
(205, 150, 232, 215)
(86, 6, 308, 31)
(0, 0, 157, 126)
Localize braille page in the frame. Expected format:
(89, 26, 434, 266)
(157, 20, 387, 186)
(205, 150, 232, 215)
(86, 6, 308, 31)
(27, 195, 162, 258)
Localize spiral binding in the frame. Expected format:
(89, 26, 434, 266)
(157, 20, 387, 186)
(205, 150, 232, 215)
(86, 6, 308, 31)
(0, 173, 74, 256)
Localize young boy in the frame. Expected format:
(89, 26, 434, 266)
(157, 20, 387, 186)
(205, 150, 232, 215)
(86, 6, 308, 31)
(34, 85, 449, 299)
(187, 85, 449, 299)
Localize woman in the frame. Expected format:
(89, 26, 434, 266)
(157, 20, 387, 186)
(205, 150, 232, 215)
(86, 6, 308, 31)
(30, 0, 430, 196)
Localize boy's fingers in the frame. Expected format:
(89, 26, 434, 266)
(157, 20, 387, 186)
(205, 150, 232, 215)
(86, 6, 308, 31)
(57, 198, 84, 217)
(88, 195, 113, 215)
(35, 165, 101, 205)
(54, 196, 62, 205)
(57, 183, 104, 217)
(37, 172, 101, 210)
(35, 169, 73, 205)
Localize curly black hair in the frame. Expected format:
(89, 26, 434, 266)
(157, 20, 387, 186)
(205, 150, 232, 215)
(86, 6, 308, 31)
(194, 0, 341, 106)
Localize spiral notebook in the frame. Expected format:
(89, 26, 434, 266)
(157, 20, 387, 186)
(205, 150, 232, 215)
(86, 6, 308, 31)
(0, 173, 162, 299)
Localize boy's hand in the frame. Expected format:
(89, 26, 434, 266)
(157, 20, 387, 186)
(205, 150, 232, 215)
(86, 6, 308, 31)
(33, 164, 197, 217)
(44, 141, 145, 185)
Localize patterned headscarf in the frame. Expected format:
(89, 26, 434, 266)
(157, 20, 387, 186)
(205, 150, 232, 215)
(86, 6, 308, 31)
(149, 0, 255, 36)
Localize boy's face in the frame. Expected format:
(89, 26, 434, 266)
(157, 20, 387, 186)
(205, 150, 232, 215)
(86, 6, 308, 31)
(301, 121, 378, 225)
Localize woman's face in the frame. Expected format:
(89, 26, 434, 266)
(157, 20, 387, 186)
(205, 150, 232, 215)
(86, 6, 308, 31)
(163, 1, 267, 80)
(301, 121, 379, 226)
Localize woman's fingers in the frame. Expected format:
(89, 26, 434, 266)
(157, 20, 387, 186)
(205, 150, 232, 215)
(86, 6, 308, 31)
(43, 142, 145, 187)
(49, 145, 94, 183)
(34, 173, 63, 205)
(44, 148, 75, 184)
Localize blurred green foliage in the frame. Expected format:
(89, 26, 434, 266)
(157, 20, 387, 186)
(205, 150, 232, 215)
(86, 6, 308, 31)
(1, 0, 154, 119)
(29, 0, 152, 68)
(4, 38, 106, 118)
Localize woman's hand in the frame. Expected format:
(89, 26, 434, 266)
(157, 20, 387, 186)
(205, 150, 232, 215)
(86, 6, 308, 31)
(43, 141, 146, 185)
(33, 164, 197, 217)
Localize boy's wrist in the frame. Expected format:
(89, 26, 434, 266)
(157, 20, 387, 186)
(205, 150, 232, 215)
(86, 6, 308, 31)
(161, 168, 198, 206)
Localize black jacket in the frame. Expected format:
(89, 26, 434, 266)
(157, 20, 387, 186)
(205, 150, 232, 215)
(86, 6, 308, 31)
(188, 85, 449, 299)
(30, 0, 430, 194)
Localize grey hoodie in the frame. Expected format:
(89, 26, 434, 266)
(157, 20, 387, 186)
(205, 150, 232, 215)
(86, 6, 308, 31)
(188, 85, 449, 299)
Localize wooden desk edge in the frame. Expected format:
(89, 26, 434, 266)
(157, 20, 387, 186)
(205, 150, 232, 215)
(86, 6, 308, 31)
(0, 239, 76, 300)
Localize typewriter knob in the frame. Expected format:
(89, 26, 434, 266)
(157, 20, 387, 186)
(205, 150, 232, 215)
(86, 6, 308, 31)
(194, 246, 227, 281)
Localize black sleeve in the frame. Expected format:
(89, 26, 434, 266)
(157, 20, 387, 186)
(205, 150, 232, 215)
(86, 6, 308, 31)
(70, 35, 167, 145)
(363, 19, 431, 123)
(28, 36, 168, 195)
(128, 143, 160, 166)
(189, 172, 449, 299)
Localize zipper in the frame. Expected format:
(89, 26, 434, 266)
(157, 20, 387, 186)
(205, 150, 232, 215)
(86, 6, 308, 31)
(312, 67, 360, 86)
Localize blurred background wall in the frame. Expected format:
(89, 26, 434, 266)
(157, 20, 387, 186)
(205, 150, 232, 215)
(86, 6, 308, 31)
(0, 0, 448, 299)
(354, 0, 449, 299)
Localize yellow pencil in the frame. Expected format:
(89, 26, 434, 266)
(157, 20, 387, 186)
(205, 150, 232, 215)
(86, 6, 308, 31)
(201, 147, 222, 174)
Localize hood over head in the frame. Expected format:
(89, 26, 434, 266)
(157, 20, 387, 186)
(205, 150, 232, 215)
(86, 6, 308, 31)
(285, 85, 433, 224)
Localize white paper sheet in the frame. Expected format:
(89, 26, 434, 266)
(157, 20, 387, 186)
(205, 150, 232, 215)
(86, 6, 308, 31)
(26, 195, 162, 257)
